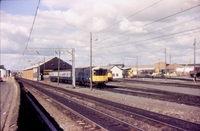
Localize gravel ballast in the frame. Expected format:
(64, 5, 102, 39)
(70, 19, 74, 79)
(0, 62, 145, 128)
(57, 83, 200, 124)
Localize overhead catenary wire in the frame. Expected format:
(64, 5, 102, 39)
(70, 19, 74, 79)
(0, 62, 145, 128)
(102, 15, 200, 47)
(97, 26, 200, 49)
(96, 0, 163, 34)
(22, 0, 40, 56)
(73, 0, 163, 42)
(78, 16, 200, 52)
(92, 30, 200, 59)
(11, 0, 40, 71)
(75, 29, 200, 64)
(96, 3, 200, 43)
(129, 30, 200, 47)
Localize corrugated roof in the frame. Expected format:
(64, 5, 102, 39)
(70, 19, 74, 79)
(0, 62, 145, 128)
(24, 57, 71, 70)
(24, 57, 55, 70)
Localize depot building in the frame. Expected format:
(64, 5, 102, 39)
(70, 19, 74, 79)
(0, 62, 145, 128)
(22, 57, 72, 81)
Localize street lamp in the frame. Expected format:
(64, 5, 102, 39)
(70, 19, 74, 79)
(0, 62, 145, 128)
(164, 48, 167, 81)
(58, 50, 60, 85)
(194, 38, 196, 75)
(136, 56, 138, 78)
(90, 32, 98, 90)
(90, 32, 92, 90)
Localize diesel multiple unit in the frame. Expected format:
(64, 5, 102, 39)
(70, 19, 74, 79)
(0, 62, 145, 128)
(49, 67, 110, 87)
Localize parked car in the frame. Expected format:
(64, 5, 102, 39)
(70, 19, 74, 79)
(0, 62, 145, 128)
(0, 77, 3, 82)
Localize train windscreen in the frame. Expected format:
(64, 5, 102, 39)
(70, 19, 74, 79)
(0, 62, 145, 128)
(94, 69, 107, 76)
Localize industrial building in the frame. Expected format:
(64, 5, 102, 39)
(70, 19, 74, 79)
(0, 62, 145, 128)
(22, 57, 72, 81)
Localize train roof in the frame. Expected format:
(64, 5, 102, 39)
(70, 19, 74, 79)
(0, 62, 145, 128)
(92, 66, 108, 70)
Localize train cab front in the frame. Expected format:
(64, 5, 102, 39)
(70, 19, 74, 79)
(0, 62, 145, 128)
(92, 68, 108, 88)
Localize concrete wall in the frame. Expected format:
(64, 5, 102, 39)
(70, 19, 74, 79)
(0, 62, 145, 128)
(22, 68, 39, 81)
(22, 69, 34, 80)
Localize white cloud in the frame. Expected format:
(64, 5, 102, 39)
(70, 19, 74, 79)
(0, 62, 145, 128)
(1, 0, 200, 70)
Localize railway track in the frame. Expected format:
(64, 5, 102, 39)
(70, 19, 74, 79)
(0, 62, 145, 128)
(17, 82, 61, 131)
(17, 78, 144, 131)
(16, 77, 200, 131)
(105, 84, 200, 107)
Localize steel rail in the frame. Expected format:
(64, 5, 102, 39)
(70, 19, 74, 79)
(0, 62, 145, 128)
(17, 77, 200, 130)
(24, 84, 107, 131)
(21, 79, 144, 131)
(43, 83, 195, 131)
(25, 94, 57, 131)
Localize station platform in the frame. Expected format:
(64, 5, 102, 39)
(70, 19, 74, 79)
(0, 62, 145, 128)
(0, 77, 20, 131)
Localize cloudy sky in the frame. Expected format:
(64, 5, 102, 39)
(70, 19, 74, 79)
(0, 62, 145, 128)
(1, 0, 200, 71)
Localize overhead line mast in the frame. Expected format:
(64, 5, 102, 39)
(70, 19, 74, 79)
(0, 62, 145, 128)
(26, 48, 76, 88)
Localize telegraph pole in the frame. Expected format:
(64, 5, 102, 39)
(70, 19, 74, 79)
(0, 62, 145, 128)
(165, 48, 167, 80)
(38, 62, 40, 81)
(72, 48, 75, 88)
(90, 32, 92, 90)
(58, 49, 60, 85)
(44, 56, 45, 80)
(136, 56, 138, 78)
(194, 38, 196, 75)
(170, 54, 171, 64)
(43, 56, 45, 71)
